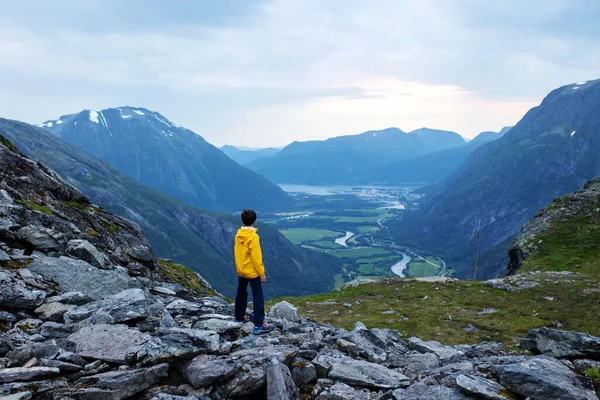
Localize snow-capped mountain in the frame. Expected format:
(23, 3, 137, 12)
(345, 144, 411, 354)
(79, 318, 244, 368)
(40, 107, 292, 211)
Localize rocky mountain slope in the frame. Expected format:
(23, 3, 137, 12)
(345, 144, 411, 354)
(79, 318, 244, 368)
(40, 107, 292, 212)
(220, 146, 281, 165)
(1, 138, 599, 399)
(0, 119, 342, 299)
(388, 79, 600, 278)
(246, 127, 466, 185)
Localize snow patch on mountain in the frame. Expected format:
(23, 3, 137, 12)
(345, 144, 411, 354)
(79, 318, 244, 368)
(133, 109, 145, 116)
(118, 108, 132, 119)
(89, 110, 99, 123)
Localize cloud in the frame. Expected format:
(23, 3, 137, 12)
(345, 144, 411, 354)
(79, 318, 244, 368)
(0, 0, 599, 147)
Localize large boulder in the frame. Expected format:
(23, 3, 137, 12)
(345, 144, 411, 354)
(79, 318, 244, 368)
(0, 366, 60, 383)
(66, 239, 108, 269)
(327, 356, 411, 389)
(392, 383, 469, 399)
(268, 301, 300, 322)
(0, 271, 46, 310)
(136, 328, 219, 365)
(183, 354, 239, 389)
(34, 302, 74, 322)
(266, 359, 301, 400)
(408, 337, 464, 362)
(17, 226, 68, 251)
(493, 356, 597, 400)
(28, 257, 138, 299)
(315, 382, 370, 400)
(521, 328, 600, 359)
(68, 324, 151, 364)
(455, 374, 508, 400)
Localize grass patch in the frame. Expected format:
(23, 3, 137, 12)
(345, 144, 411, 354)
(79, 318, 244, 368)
(157, 259, 217, 297)
(406, 261, 440, 277)
(356, 225, 379, 234)
(309, 240, 343, 249)
(63, 200, 91, 210)
(333, 274, 345, 290)
(588, 368, 600, 379)
(87, 230, 99, 238)
(328, 247, 393, 259)
(15, 200, 55, 216)
(280, 228, 342, 244)
(0, 259, 32, 270)
(271, 272, 600, 346)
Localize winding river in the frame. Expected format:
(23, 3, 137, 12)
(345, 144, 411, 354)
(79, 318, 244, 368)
(335, 231, 354, 247)
(390, 253, 412, 277)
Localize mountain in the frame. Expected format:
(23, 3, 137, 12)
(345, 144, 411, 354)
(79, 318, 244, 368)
(246, 127, 465, 184)
(39, 107, 292, 212)
(387, 79, 600, 279)
(220, 145, 281, 165)
(371, 127, 511, 184)
(0, 118, 342, 298)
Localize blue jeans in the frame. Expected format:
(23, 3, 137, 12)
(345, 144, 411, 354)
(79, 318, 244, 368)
(235, 276, 264, 326)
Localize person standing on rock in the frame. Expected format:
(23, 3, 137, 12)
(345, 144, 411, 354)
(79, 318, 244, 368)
(234, 209, 275, 334)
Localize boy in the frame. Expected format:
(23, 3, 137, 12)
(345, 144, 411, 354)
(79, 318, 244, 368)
(234, 209, 275, 335)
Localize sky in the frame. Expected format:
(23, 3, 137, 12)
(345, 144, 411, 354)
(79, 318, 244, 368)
(1, 0, 599, 148)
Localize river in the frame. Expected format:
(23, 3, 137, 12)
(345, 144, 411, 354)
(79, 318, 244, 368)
(390, 253, 412, 277)
(335, 231, 354, 247)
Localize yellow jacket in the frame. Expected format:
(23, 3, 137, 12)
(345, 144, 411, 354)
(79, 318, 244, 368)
(234, 227, 265, 279)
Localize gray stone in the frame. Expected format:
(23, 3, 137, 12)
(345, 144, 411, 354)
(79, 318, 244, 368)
(68, 324, 151, 364)
(342, 327, 407, 363)
(57, 351, 88, 367)
(0, 366, 60, 383)
(183, 354, 239, 388)
(0, 271, 46, 310)
(14, 318, 44, 334)
(267, 359, 301, 400)
(39, 358, 83, 372)
(6, 343, 60, 367)
(291, 358, 317, 387)
(387, 352, 441, 371)
(493, 356, 597, 400)
(268, 301, 300, 322)
(220, 366, 266, 398)
(66, 239, 108, 269)
(137, 328, 219, 365)
(150, 395, 199, 400)
(0, 392, 33, 400)
(63, 363, 170, 400)
(455, 374, 508, 399)
(28, 257, 138, 299)
(574, 359, 600, 374)
(165, 300, 202, 316)
(408, 337, 464, 362)
(45, 291, 94, 306)
(317, 382, 370, 400)
(193, 318, 241, 337)
(230, 345, 299, 366)
(34, 302, 74, 322)
(336, 338, 359, 357)
(0, 311, 16, 323)
(39, 321, 75, 338)
(328, 356, 411, 389)
(392, 383, 469, 400)
(17, 226, 68, 251)
(64, 288, 156, 324)
(151, 286, 177, 296)
(0, 248, 11, 261)
(521, 327, 600, 359)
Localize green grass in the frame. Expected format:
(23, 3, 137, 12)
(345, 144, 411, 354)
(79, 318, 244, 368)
(333, 275, 345, 290)
(358, 264, 375, 274)
(157, 259, 218, 298)
(15, 200, 56, 216)
(328, 247, 393, 259)
(309, 240, 343, 249)
(425, 256, 442, 266)
(356, 225, 379, 233)
(279, 228, 342, 244)
(406, 261, 440, 277)
(271, 272, 600, 345)
(335, 216, 382, 223)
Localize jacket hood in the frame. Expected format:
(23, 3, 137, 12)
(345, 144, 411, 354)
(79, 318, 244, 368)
(236, 226, 258, 244)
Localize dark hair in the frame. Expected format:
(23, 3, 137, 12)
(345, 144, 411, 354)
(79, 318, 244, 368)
(241, 209, 257, 226)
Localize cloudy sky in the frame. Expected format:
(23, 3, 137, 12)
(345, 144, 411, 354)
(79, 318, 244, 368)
(1, 0, 599, 147)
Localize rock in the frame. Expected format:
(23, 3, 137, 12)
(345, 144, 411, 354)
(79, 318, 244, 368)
(57, 351, 88, 367)
(39, 358, 83, 372)
(336, 338, 359, 357)
(151, 286, 177, 296)
(0, 271, 46, 310)
(0, 366, 60, 383)
(0, 248, 11, 262)
(455, 374, 508, 399)
(387, 352, 441, 371)
(14, 318, 44, 334)
(342, 327, 407, 363)
(34, 302, 74, 322)
(220, 366, 266, 398)
(39, 322, 75, 338)
(0, 392, 33, 400)
(6, 343, 60, 367)
(44, 291, 94, 306)
(66, 239, 108, 269)
(392, 383, 469, 399)
(521, 327, 600, 359)
(28, 257, 138, 299)
(327, 356, 411, 389)
(266, 359, 301, 400)
(316, 382, 370, 400)
(64, 288, 156, 324)
(17, 226, 68, 251)
(493, 356, 597, 400)
(268, 301, 300, 322)
(68, 324, 151, 364)
(573, 359, 600, 374)
(165, 300, 203, 316)
(137, 328, 219, 365)
(408, 337, 464, 362)
(291, 359, 317, 387)
(183, 354, 239, 388)
(60, 363, 170, 400)
(0, 311, 16, 323)
(192, 318, 241, 338)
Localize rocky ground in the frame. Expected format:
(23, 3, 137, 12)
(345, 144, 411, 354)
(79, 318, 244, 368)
(1, 134, 600, 399)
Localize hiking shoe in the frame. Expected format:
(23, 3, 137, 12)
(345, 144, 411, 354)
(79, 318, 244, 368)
(253, 323, 275, 335)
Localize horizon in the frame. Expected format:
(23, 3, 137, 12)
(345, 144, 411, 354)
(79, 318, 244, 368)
(2, 0, 599, 147)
